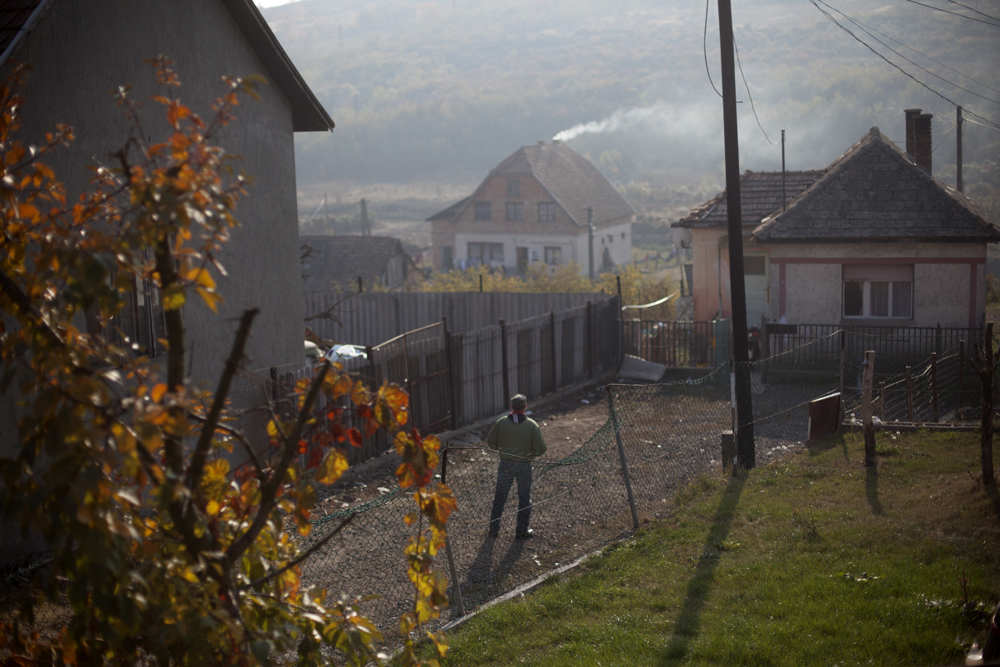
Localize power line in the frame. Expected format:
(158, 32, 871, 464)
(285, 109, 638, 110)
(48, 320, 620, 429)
(703, 0, 722, 97)
(899, 0, 1000, 27)
(932, 121, 958, 152)
(817, 0, 1000, 105)
(733, 34, 776, 145)
(810, 0, 1000, 131)
(845, 11, 1000, 97)
(965, 117, 1000, 132)
(947, 0, 1000, 23)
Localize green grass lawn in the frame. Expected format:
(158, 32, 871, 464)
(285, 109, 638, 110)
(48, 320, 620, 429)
(430, 431, 1000, 666)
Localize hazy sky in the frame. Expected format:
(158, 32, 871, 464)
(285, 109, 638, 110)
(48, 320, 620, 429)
(254, 0, 296, 6)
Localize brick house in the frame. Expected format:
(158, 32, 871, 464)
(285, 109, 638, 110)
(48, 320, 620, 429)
(429, 141, 635, 276)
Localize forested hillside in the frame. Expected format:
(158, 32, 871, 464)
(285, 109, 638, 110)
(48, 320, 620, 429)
(261, 0, 999, 224)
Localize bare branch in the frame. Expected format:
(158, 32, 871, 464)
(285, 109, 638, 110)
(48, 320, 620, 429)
(242, 514, 354, 591)
(185, 308, 258, 491)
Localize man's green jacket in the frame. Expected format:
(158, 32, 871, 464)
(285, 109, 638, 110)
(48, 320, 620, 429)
(487, 413, 547, 462)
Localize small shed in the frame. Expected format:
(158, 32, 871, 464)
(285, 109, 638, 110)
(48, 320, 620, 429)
(300, 235, 419, 292)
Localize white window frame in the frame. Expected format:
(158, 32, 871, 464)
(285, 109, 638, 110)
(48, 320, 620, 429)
(842, 264, 913, 320)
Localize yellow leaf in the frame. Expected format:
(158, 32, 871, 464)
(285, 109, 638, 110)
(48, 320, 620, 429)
(195, 286, 222, 313)
(206, 500, 220, 516)
(151, 383, 167, 403)
(314, 449, 348, 485)
(163, 284, 186, 310)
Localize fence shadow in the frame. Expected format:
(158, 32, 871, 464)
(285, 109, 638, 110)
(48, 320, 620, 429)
(658, 471, 747, 666)
(986, 482, 1000, 522)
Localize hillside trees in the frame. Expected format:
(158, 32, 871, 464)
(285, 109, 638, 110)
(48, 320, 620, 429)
(0, 60, 452, 666)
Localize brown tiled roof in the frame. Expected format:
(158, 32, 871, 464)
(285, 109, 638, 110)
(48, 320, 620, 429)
(753, 127, 1000, 242)
(428, 142, 635, 226)
(300, 235, 408, 292)
(674, 169, 825, 228)
(0, 0, 333, 132)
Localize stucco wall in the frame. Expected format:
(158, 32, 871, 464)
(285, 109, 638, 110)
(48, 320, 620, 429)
(690, 227, 729, 321)
(769, 242, 987, 327)
(7, 0, 307, 384)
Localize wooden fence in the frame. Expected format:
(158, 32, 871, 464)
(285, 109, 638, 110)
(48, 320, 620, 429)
(303, 291, 613, 346)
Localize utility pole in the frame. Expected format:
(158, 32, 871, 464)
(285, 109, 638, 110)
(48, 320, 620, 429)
(781, 129, 786, 211)
(718, 0, 755, 468)
(360, 198, 371, 236)
(323, 193, 330, 231)
(587, 206, 595, 281)
(956, 106, 964, 193)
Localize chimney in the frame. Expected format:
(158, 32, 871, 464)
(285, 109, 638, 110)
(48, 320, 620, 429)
(903, 108, 932, 174)
(913, 112, 933, 174)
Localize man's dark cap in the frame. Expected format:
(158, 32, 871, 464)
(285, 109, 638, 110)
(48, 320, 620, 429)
(510, 394, 527, 410)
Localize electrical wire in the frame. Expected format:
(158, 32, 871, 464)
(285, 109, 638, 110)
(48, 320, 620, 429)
(899, 0, 1000, 27)
(703, 0, 722, 97)
(932, 122, 958, 152)
(844, 11, 1000, 97)
(810, 0, 1000, 131)
(947, 0, 1000, 23)
(816, 0, 1000, 104)
(733, 34, 776, 145)
(964, 117, 1000, 131)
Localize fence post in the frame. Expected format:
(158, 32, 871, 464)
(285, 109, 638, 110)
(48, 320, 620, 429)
(439, 449, 466, 617)
(586, 301, 594, 379)
(838, 330, 846, 429)
(269, 366, 278, 404)
(958, 340, 966, 419)
(931, 352, 939, 423)
(879, 381, 886, 421)
(500, 318, 510, 403)
(862, 350, 877, 467)
(935, 323, 942, 356)
(443, 317, 458, 431)
(606, 386, 639, 530)
(906, 366, 914, 422)
(550, 311, 558, 388)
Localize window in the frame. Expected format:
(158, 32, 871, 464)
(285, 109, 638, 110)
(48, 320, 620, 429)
(474, 201, 491, 221)
(843, 265, 913, 319)
(744, 255, 766, 275)
(544, 246, 562, 265)
(538, 202, 557, 222)
(468, 242, 504, 265)
(505, 202, 524, 222)
(506, 178, 521, 198)
(88, 249, 166, 358)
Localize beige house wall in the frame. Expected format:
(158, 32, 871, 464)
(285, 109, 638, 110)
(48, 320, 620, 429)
(768, 242, 987, 328)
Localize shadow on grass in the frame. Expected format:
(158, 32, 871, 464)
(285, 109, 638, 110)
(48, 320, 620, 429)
(865, 466, 884, 515)
(657, 471, 747, 666)
(986, 482, 1000, 522)
(807, 432, 850, 462)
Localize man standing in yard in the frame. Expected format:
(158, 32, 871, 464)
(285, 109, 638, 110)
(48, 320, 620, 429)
(487, 394, 547, 539)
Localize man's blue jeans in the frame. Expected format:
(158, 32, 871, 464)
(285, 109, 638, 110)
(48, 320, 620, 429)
(489, 460, 532, 536)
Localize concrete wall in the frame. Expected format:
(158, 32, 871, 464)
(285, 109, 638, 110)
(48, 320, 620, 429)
(433, 171, 632, 275)
(7, 0, 307, 386)
(690, 227, 729, 321)
(768, 242, 987, 327)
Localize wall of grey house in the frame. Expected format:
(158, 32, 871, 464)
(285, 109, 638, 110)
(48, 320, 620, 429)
(303, 292, 616, 346)
(0, 0, 309, 562)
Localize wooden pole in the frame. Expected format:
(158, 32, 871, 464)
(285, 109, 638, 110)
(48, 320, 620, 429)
(931, 352, 939, 423)
(862, 350, 877, 467)
(439, 449, 466, 617)
(500, 318, 510, 405)
(838, 330, 846, 429)
(958, 340, 966, 418)
(879, 381, 886, 421)
(607, 386, 640, 530)
(970, 323, 997, 486)
(906, 366, 914, 422)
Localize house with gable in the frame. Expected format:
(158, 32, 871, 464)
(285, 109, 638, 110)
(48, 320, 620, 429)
(0, 0, 333, 386)
(673, 169, 825, 323)
(428, 141, 635, 277)
(754, 111, 999, 329)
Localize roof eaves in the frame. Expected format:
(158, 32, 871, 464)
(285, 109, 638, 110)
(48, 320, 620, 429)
(220, 0, 334, 132)
(0, 0, 52, 67)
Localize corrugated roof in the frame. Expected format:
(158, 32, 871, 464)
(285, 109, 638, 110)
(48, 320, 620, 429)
(300, 235, 408, 292)
(753, 127, 1000, 242)
(428, 142, 635, 226)
(0, 0, 333, 132)
(674, 169, 825, 228)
